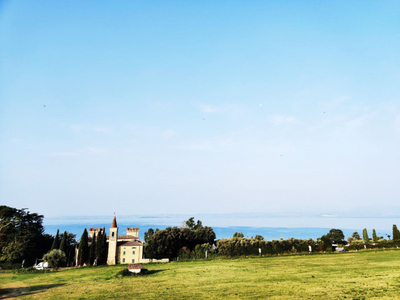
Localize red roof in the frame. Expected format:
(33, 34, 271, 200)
(118, 241, 143, 247)
(111, 216, 117, 228)
(128, 263, 143, 269)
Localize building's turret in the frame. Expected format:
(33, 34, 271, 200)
(126, 227, 139, 239)
(107, 216, 118, 265)
(88, 228, 101, 239)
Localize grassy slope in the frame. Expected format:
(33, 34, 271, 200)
(1, 250, 400, 299)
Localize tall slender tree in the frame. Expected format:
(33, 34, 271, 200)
(59, 231, 67, 253)
(372, 229, 378, 243)
(95, 228, 107, 265)
(393, 225, 400, 240)
(77, 228, 88, 266)
(89, 232, 96, 266)
(51, 229, 60, 250)
(362, 228, 369, 243)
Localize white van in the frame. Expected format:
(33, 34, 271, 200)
(35, 262, 50, 270)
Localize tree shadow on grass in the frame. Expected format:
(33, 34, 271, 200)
(146, 269, 165, 275)
(0, 283, 65, 299)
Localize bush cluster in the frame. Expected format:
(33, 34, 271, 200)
(216, 237, 317, 257)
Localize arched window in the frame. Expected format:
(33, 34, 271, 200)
(112, 232, 115, 237)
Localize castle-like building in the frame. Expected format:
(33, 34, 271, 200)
(88, 216, 144, 265)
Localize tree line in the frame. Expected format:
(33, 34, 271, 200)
(2, 205, 400, 269)
(76, 228, 108, 267)
(144, 217, 216, 260)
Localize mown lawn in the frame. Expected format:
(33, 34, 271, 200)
(1, 249, 400, 299)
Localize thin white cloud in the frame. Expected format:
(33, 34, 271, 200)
(171, 142, 212, 151)
(270, 114, 296, 125)
(84, 147, 107, 154)
(50, 152, 78, 157)
(344, 113, 375, 130)
(200, 104, 218, 113)
(70, 124, 112, 134)
(162, 129, 176, 138)
(71, 124, 83, 131)
(93, 127, 112, 134)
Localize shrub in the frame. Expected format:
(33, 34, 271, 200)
(43, 249, 66, 270)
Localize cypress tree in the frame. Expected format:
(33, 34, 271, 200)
(95, 229, 102, 262)
(362, 228, 369, 244)
(101, 228, 108, 264)
(77, 228, 89, 266)
(59, 231, 67, 253)
(393, 225, 400, 240)
(51, 229, 60, 250)
(89, 232, 96, 266)
(102, 228, 108, 265)
(96, 228, 108, 265)
(372, 229, 378, 243)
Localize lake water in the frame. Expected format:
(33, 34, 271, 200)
(43, 214, 399, 241)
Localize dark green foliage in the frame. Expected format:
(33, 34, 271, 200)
(254, 235, 264, 241)
(326, 229, 344, 243)
(89, 232, 96, 266)
(216, 237, 316, 256)
(363, 228, 369, 243)
(144, 228, 156, 259)
(392, 225, 400, 241)
(0, 205, 49, 266)
(43, 249, 66, 270)
(95, 228, 107, 265)
(233, 232, 244, 238)
(372, 229, 378, 243)
(51, 229, 60, 250)
(13, 267, 50, 274)
(59, 231, 67, 253)
(352, 232, 361, 240)
(185, 217, 202, 230)
(178, 243, 213, 260)
(144, 218, 216, 260)
(59, 232, 77, 267)
(319, 235, 332, 252)
(77, 229, 89, 266)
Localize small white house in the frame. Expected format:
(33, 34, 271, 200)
(128, 263, 143, 274)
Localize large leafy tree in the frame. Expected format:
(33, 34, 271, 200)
(0, 206, 49, 266)
(144, 218, 216, 260)
(326, 229, 345, 243)
(351, 232, 361, 240)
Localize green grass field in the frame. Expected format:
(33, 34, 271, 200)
(1, 250, 400, 299)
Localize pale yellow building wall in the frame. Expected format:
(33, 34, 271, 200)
(107, 228, 118, 265)
(117, 245, 143, 264)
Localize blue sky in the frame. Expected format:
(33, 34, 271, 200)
(1, 1, 399, 217)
